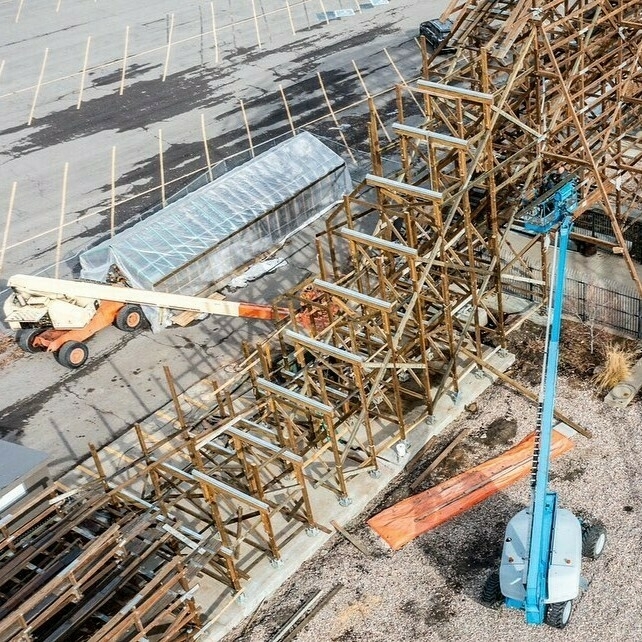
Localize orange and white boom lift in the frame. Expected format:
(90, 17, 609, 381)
(3, 274, 288, 368)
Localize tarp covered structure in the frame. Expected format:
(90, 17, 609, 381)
(80, 132, 352, 330)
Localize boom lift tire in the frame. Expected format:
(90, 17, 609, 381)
(55, 341, 89, 369)
(17, 328, 44, 353)
(582, 524, 606, 559)
(114, 304, 146, 332)
(545, 600, 572, 629)
(481, 571, 502, 606)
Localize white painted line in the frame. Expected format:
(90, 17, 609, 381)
(55, 0, 62, 12)
(54, 163, 69, 280)
(110, 146, 116, 237)
(239, 99, 254, 157)
(119, 25, 129, 96)
(162, 12, 175, 82)
(0, 182, 16, 274)
(200, 113, 213, 182)
(14, 0, 24, 23)
(159, 129, 166, 206)
(28, 48, 48, 126)
(210, 1, 220, 63)
(250, 0, 262, 50)
(285, 0, 296, 34)
(76, 36, 92, 109)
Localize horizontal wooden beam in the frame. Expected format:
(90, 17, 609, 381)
(416, 79, 493, 104)
(285, 329, 365, 366)
(339, 227, 418, 258)
(257, 377, 333, 415)
(392, 123, 468, 149)
(366, 174, 443, 202)
(313, 278, 393, 312)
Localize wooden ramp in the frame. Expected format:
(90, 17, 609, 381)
(368, 430, 574, 550)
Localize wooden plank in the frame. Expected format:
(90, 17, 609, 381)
(368, 430, 574, 550)
(409, 425, 474, 491)
(330, 520, 371, 556)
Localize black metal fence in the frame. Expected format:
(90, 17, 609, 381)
(500, 253, 642, 339)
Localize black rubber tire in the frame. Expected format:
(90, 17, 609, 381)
(545, 600, 572, 629)
(55, 341, 89, 369)
(114, 304, 146, 332)
(481, 571, 502, 606)
(16, 328, 44, 353)
(582, 524, 607, 559)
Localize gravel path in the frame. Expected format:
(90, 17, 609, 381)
(224, 374, 642, 642)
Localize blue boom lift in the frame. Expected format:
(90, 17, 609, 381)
(482, 173, 606, 628)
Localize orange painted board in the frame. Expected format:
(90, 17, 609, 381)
(367, 430, 574, 550)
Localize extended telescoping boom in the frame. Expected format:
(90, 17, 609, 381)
(481, 174, 606, 628)
(4, 274, 289, 368)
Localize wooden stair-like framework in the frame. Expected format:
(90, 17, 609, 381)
(2, 1, 641, 638)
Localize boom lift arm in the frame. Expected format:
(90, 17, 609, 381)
(4, 274, 289, 368)
(484, 174, 606, 628)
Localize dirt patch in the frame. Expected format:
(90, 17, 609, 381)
(0, 331, 23, 369)
(505, 318, 640, 388)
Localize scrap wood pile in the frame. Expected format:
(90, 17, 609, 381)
(0, 482, 215, 642)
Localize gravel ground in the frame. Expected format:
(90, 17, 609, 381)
(223, 323, 642, 642)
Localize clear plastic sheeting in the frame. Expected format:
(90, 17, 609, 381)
(80, 132, 352, 331)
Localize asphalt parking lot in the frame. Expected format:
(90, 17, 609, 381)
(0, 1, 449, 477)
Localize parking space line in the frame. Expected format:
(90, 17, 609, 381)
(201, 113, 214, 182)
(27, 47, 48, 125)
(54, 162, 69, 279)
(162, 13, 175, 82)
(250, 0, 262, 50)
(0, 182, 17, 275)
(210, 2, 220, 63)
(110, 146, 116, 237)
(284, 0, 296, 35)
(119, 25, 130, 95)
(14, 0, 24, 23)
(317, 71, 356, 163)
(239, 99, 255, 158)
(384, 47, 426, 118)
(352, 59, 391, 142)
(159, 129, 167, 207)
(279, 83, 296, 136)
(76, 36, 92, 109)
(55, 0, 62, 13)
(319, 0, 330, 25)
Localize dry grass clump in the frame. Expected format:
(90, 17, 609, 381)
(592, 342, 634, 390)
